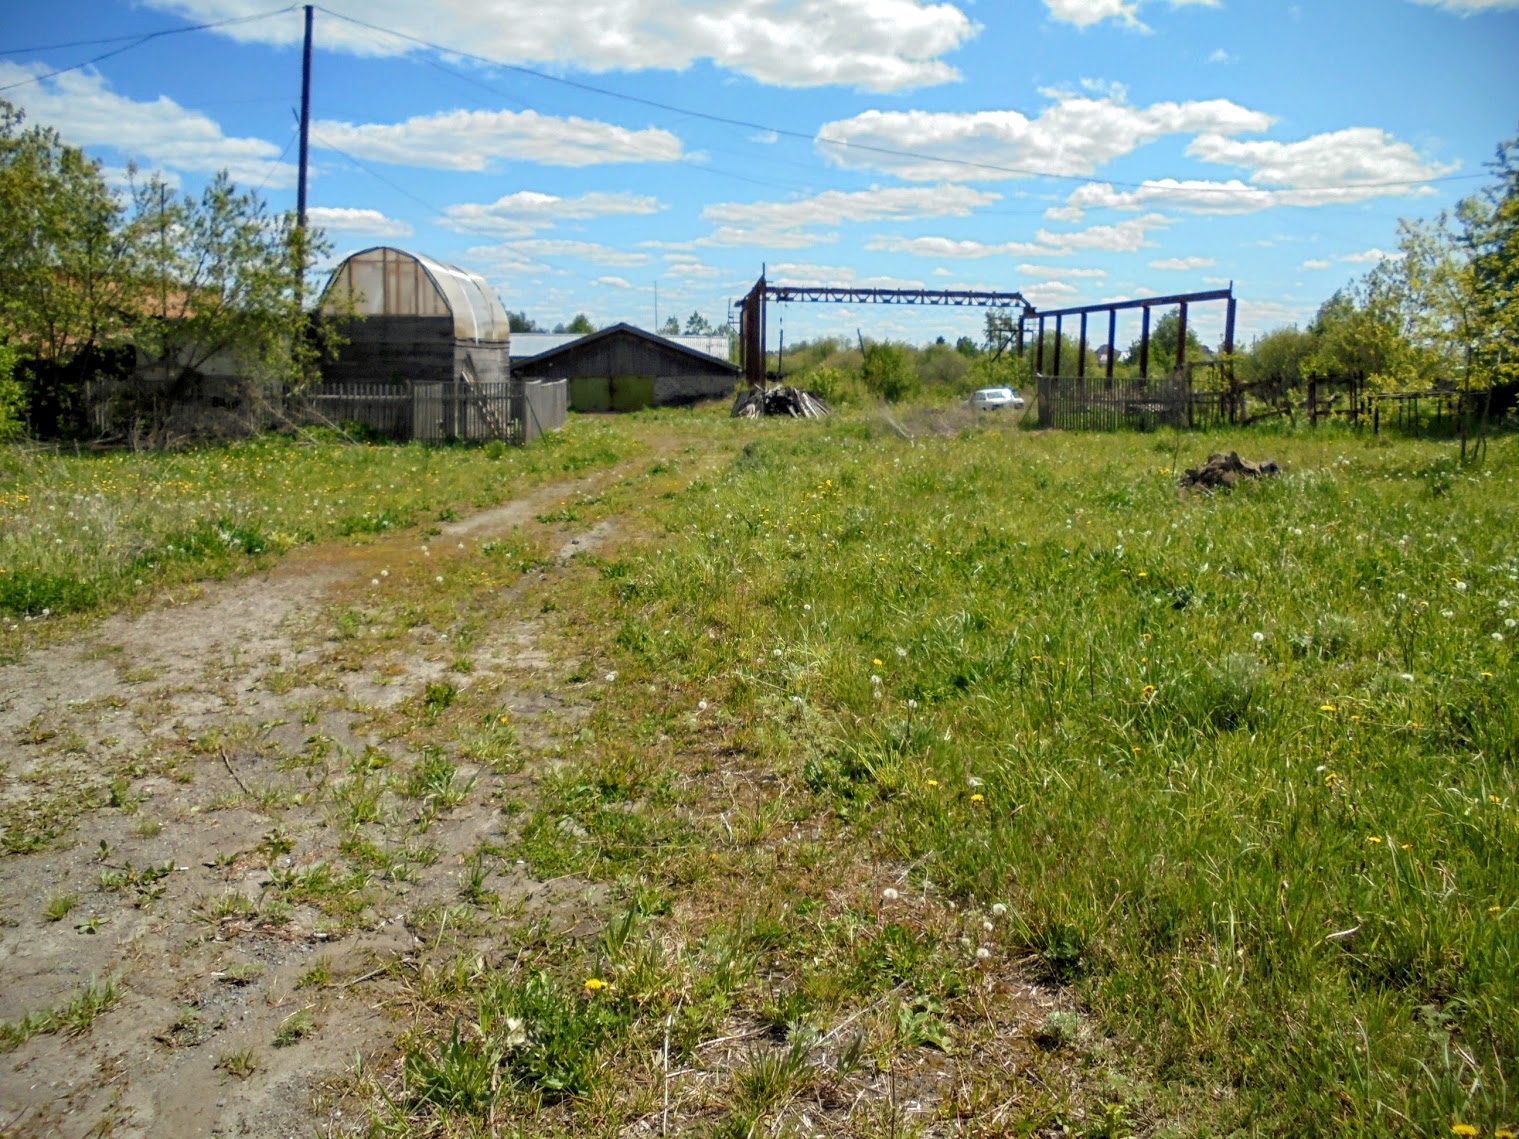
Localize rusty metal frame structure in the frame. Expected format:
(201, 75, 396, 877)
(1023, 285, 1237, 382)
(738, 271, 1032, 387)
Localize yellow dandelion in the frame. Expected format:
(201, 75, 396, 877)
(1142, 685, 1156, 699)
(927, 779, 940, 787)
(970, 793, 984, 803)
(1367, 835, 1382, 844)
(1320, 704, 1339, 713)
(584, 977, 608, 993)
(1497, 1129, 1515, 1139)
(1400, 843, 1412, 850)
(1324, 772, 1340, 787)
(1490, 905, 1502, 913)
(1451, 1125, 1478, 1137)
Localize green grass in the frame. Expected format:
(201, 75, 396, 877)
(520, 417, 1518, 1136)
(0, 419, 640, 639)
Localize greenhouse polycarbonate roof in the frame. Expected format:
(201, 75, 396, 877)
(321, 246, 511, 343)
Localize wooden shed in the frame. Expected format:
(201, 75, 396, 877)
(511, 323, 739, 412)
(319, 246, 512, 388)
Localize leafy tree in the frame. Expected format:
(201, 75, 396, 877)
(553, 313, 596, 335)
(954, 335, 980, 358)
(658, 315, 681, 336)
(0, 342, 25, 438)
(1239, 326, 1315, 386)
(1458, 131, 1518, 383)
(1124, 309, 1206, 377)
(861, 341, 919, 403)
(508, 310, 541, 333)
(128, 172, 332, 407)
(683, 310, 715, 335)
(0, 100, 138, 433)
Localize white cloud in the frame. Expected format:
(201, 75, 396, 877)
(1043, 0, 1219, 29)
(869, 212, 1170, 258)
(0, 63, 296, 187)
(816, 91, 1272, 181)
(1064, 127, 1457, 214)
(1044, 205, 1087, 222)
(1016, 263, 1107, 277)
(441, 190, 661, 236)
(1208, 48, 1231, 62)
(698, 184, 999, 246)
(1150, 255, 1216, 270)
(146, 0, 978, 92)
(1187, 127, 1458, 198)
(595, 275, 634, 288)
(465, 239, 653, 271)
(1409, 0, 1519, 11)
(1299, 258, 1332, 270)
(306, 206, 414, 237)
(313, 109, 682, 170)
(1342, 247, 1396, 263)
(767, 262, 926, 288)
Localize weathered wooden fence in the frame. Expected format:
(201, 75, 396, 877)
(1037, 374, 1227, 431)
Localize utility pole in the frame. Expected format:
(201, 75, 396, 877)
(297, 4, 313, 232)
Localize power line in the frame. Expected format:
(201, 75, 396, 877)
(313, 6, 1483, 200)
(0, 6, 298, 94)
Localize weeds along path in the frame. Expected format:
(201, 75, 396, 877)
(0, 424, 736, 1138)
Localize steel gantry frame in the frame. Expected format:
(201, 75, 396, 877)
(1024, 286, 1237, 382)
(737, 271, 1237, 388)
(738, 271, 1033, 387)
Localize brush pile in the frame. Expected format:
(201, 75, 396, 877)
(731, 385, 832, 419)
(1180, 451, 1282, 490)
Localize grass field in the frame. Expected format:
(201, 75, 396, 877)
(0, 421, 638, 655)
(1, 409, 1514, 1136)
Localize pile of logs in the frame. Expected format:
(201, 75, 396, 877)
(731, 385, 832, 419)
(1180, 451, 1282, 490)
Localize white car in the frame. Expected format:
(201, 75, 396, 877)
(968, 386, 1025, 411)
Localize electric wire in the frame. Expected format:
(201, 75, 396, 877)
(0, 6, 298, 94)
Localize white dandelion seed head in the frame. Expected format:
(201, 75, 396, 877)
(605, 671, 618, 682)
(1455, 580, 1469, 591)
(1505, 618, 1516, 628)
(983, 920, 994, 932)
(870, 675, 882, 685)
(882, 887, 899, 901)
(896, 647, 907, 657)
(1442, 609, 1455, 619)
(370, 578, 379, 586)
(976, 946, 991, 960)
(435, 575, 444, 584)
(1494, 632, 1506, 642)
(990, 903, 1007, 917)
(906, 699, 919, 710)
(1252, 631, 1266, 643)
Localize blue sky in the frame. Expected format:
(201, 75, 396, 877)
(2, 0, 1516, 348)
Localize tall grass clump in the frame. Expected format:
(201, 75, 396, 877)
(592, 418, 1519, 1134)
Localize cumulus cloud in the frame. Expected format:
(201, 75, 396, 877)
(441, 190, 661, 236)
(1150, 255, 1216, 269)
(1408, 0, 1519, 11)
(465, 239, 653, 274)
(1061, 128, 1457, 214)
(1016, 263, 1107, 277)
(312, 109, 682, 170)
(766, 261, 926, 288)
(306, 207, 414, 237)
(1299, 258, 1332, 270)
(1342, 247, 1396, 263)
(594, 275, 634, 288)
(869, 212, 1172, 258)
(698, 184, 999, 246)
(1042, 0, 1220, 30)
(146, 0, 978, 92)
(816, 90, 1272, 181)
(0, 63, 295, 187)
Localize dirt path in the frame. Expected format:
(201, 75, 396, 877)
(0, 431, 725, 1138)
